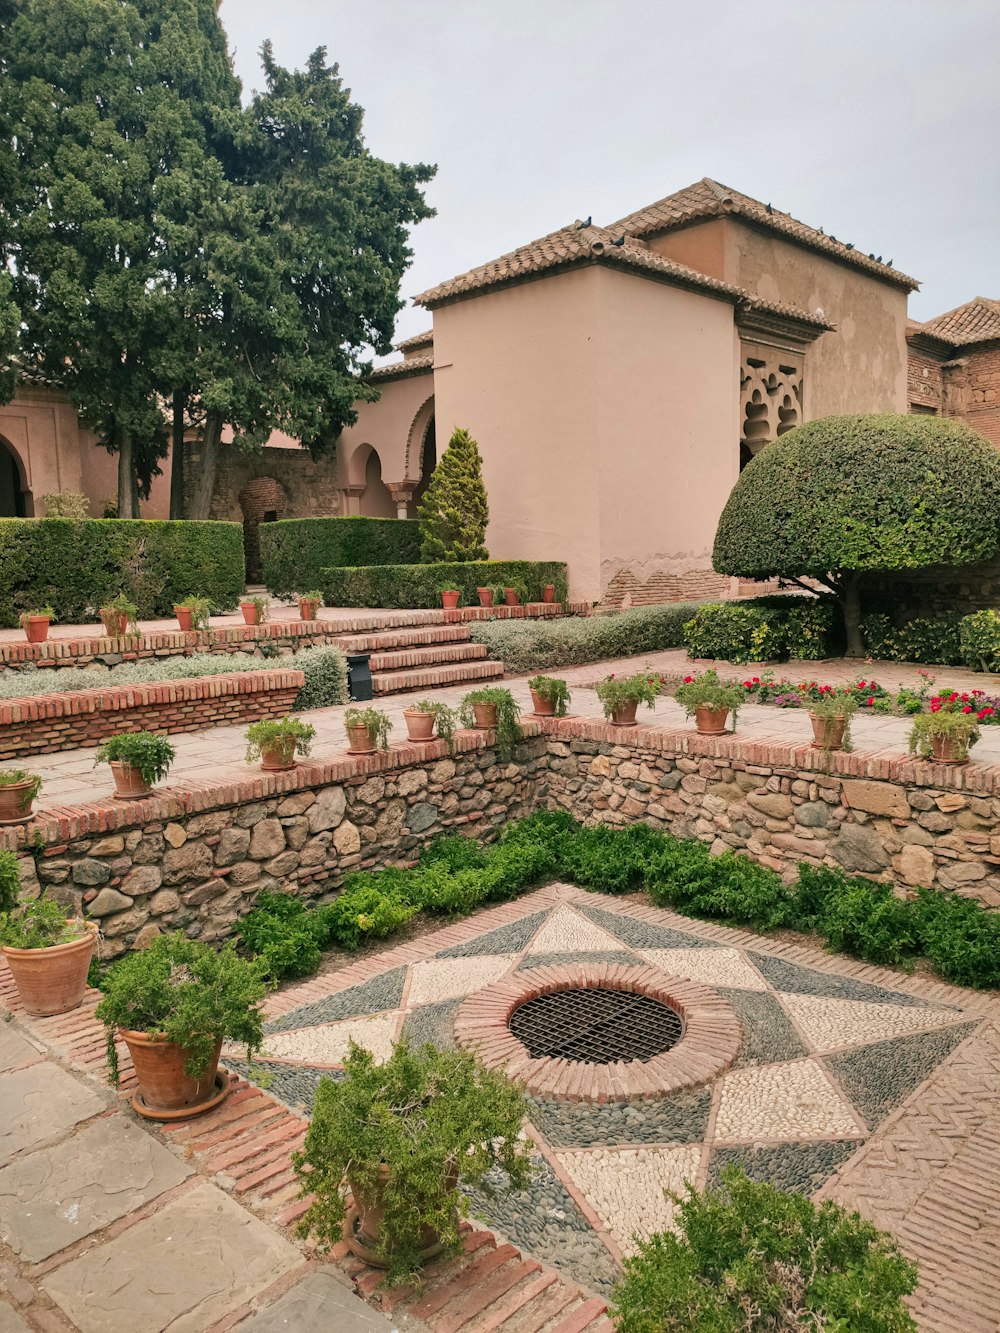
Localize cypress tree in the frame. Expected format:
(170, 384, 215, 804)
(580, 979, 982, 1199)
(417, 427, 490, 562)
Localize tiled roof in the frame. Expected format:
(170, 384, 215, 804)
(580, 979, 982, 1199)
(367, 354, 433, 382)
(916, 297, 1000, 347)
(611, 178, 919, 291)
(414, 221, 833, 330)
(394, 329, 433, 352)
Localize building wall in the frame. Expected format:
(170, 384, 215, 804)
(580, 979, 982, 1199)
(946, 345, 1000, 447)
(907, 344, 945, 413)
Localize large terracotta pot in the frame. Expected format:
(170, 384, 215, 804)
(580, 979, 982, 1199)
(404, 709, 437, 742)
(542, 585, 556, 604)
(440, 591, 460, 610)
(529, 689, 554, 717)
(100, 610, 129, 637)
(0, 779, 37, 825)
(695, 705, 730, 735)
(2, 922, 97, 1017)
(610, 700, 638, 727)
(930, 732, 969, 765)
(23, 616, 51, 644)
(109, 761, 152, 800)
(347, 723, 375, 754)
(471, 702, 497, 730)
(503, 588, 519, 607)
(240, 601, 261, 625)
(810, 713, 847, 750)
(174, 606, 193, 632)
(299, 599, 321, 621)
(121, 1029, 223, 1117)
(477, 588, 493, 608)
(347, 1164, 454, 1268)
(259, 742, 296, 771)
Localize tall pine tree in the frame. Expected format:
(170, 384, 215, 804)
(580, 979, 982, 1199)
(417, 427, 490, 562)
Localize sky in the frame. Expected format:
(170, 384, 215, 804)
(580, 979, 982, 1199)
(220, 0, 1000, 350)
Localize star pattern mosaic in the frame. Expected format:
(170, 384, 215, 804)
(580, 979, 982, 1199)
(233, 885, 982, 1296)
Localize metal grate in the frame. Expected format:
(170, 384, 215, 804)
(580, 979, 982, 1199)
(509, 987, 683, 1064)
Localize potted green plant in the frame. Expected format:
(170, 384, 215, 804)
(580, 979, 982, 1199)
(298, 589, 324, 621)
(476, 585, 494, 608)
(527, 675, 571, 717)
(294, 1040, 531, 1283)
(594, 673, 662, 727)
(809, 688, 858, 751)
(0, 769, 42, 825)
(402, 699, 458, 750)
(459, 687, 523, 760)
(240, 594, 270, 626)
(909, 689, 983, 765)
(503, 580, 529, 607)
(19, 606, 56, 644)
(0, 854, 98, 1017)
(542, 583, 556, 604)
(345, 707, 393, 755)
(95, 731, 176, 799)
(98, 594, 138, 637)
(674, 669, 744, 735)
(174, 595, 212, 632)
(438, 580, 462, 611)
(245, 717, 316, 771)
(95, 932, 267, 1120)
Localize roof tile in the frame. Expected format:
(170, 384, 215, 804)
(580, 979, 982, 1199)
(916, 297, 1000, 347)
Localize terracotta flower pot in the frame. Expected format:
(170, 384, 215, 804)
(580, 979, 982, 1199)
(174, 606, 193, 632)
(404, 709, 437, 742)
(542, 585, 556, 604)
(930, 733, 969, 765)
(100, 610, 129, 637)
(0, 779, 37, 825)
(23, 616, 51, 644)
(471, 702, 498, 730)
(347, 723, 376, 754)
(240, 601, 261, 625)
(2, 922, 97, 1017)
(529, 689, 554, 717)
(810, 713, 847, 750)
(347, 1164, 454, 1267)
(299, 599, 320, 621)
(503, 588, 519, 606)
(259, 742, 296, 771)
(109, 760, 152, 801)
(609, 701, 638, 727)
(440, 591, 461, 610)
(695, 705, 730, 735)
(477, 588, 493, 608)
(121, 1029, 223, 1117)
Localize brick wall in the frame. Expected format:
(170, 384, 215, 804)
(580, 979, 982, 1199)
(907, 347, 944, 413)
(957, 344, 1000, 447)
(602, 567, 732, 609)
(864, 558, 1000, 615)
(0, 670, 303, 760)
(907, 339, 1000, 448)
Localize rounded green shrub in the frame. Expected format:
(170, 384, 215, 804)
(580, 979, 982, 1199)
(959, 609, 1000, 673)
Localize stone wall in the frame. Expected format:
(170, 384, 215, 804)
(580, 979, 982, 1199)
(863, 559, 1000, 616)
(0, 670, 303, 760)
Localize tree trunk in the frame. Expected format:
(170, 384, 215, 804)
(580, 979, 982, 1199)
(117, 433, 138, 519)
(169, 389, 186, 520)
(842, 572, 864, 657)
(186, 409, 223, 520)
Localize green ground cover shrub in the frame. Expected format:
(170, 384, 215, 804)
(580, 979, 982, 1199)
(261, 518, 420, 597)
(682, 596, 841, 664)
(0, 518, 244, 626)
(959, 609, 1000, 673)
(860, 610, 965, 666)
(471, 603, 700, 673)
(237, 811, 1000, 991)
(321, 560, 567, 610)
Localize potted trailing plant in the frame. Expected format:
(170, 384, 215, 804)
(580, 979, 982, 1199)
(0, 769, 42, 825)
(909, 690, 985, 765)
(542, 583, 556, 604)
(808, 687, 858, 751)
(403, 700, 458, 750)
(240, 594, 270, 626)
(294, 1040, 530, 1283)
(94, 731, 176, 799)
(459, 687, 523, 760)
(674, 669, 744, 735)
(594, 673, 662, 727)
(245, 717, 316, 771)
(503, 581, 529, 607)
(95, 932, 267, 1120)
(345, 706, 393, 755)
(19, 606, 56, 644)
(438, 580, 462, 610)
(98, 594, 138, 637)
(0, 855, 98, 1017)
(298, 589, 324, 621)
(174, 595, 211, 632)
(476, 585, 494, 608)
(527, 675, 571, 717)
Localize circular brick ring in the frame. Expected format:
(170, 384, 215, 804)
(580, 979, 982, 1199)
(453, 961, 742, 1104)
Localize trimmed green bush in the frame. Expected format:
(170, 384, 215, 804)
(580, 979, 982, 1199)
(417, 426, 489, 562)
(260, 517, 420, 598)
(860, 609, 965, 666)
(471, 602, 699, 673)
(960, 609, 1000, 673)
(321, 560, 567, 610)
(0, 518, 244, 626)
(682, 596, 841, 664)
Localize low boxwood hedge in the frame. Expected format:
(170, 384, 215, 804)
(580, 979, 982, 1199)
(0, 518, 244, 627)
(471, 603, 700, 673)
(683, 596, 842, 664)
(320, 560, 568, 609)
(261, 517, 421, 597)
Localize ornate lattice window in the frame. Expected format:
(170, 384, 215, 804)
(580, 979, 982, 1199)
(739, 348, 802, 470)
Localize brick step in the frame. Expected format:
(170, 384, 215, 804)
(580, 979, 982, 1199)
(371, 659, 504, 694)
(369, 642, 489, 672)
(335, 623, 475, 653)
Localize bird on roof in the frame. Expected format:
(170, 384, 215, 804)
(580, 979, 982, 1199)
(766, 203, 773, 214)
(887, 259, 893, 266)
(845, 242, 854, 250)
(611, 235, 625, 247)
(577, 216, 592, 229)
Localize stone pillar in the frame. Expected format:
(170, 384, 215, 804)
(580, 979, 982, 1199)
(386, 481, 417, 520)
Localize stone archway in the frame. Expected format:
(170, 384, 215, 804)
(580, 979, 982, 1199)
(359, 448, 397, 518)
(238, 477, 287, 583)
(0, 434, 32, 517)
(411, 418, 437, 511)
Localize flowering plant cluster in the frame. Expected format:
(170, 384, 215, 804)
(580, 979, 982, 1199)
(595, 672, 663, 716)
(675, 669, 745, 722)
(929, 689, 996, 722)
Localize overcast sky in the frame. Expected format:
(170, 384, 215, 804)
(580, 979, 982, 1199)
(220, 0, 1000, 349)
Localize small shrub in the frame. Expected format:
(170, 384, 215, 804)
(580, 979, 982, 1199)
(683, 596, 840, 665)
(795, 866, 919, 967)
(41, 491, 89, 519)
(913, 888, 1000, 989)
(237, 891, 325, 980)
(293, 647, 348, 709)
(959, 609, 1000, 673)
(94, 732, 175, 786)
(417, 426, 490, 563)
(861, 610, 965, 666)
(0, 848, 20, 914)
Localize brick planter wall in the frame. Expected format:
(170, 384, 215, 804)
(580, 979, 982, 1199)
(0, 669, 304, 760)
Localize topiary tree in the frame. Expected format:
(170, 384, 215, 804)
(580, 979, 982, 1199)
(418, 426, 490, 562)
(713, 414, 1000, 657)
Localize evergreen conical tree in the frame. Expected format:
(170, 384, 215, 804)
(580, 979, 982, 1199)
(417, 427, 490, 562)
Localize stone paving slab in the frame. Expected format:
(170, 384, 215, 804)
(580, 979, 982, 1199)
(43, 1181, 302, 1333)
(0, 1302, 30, 1333)
(0, 1114, 191, 1262)
(0, 1063, 104, 1167)
(236, 1269, 403, 1332)
(0, 1023, 42, 1073)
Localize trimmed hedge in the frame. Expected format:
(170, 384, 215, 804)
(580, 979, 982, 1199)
(0, 519, 244, 627)
(471, 603, 700, 674)
(320, 560, 568, 610)
(261, 517, 421, 597)
(860, 609, 965, 666)
(682, 597, 842, 664)
(960, 609, 1000, 673)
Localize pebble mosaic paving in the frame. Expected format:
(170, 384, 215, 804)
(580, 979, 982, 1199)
(231, 883, 985, 1298)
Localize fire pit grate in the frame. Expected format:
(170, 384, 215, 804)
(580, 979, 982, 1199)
(509, 986, 683, 1065)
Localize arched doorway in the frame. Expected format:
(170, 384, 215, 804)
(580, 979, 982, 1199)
(238, 477, 287, 583)
(358, 448, 396, 518)
(411, 418, 437, 510)
(0, 436, 31, 516)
